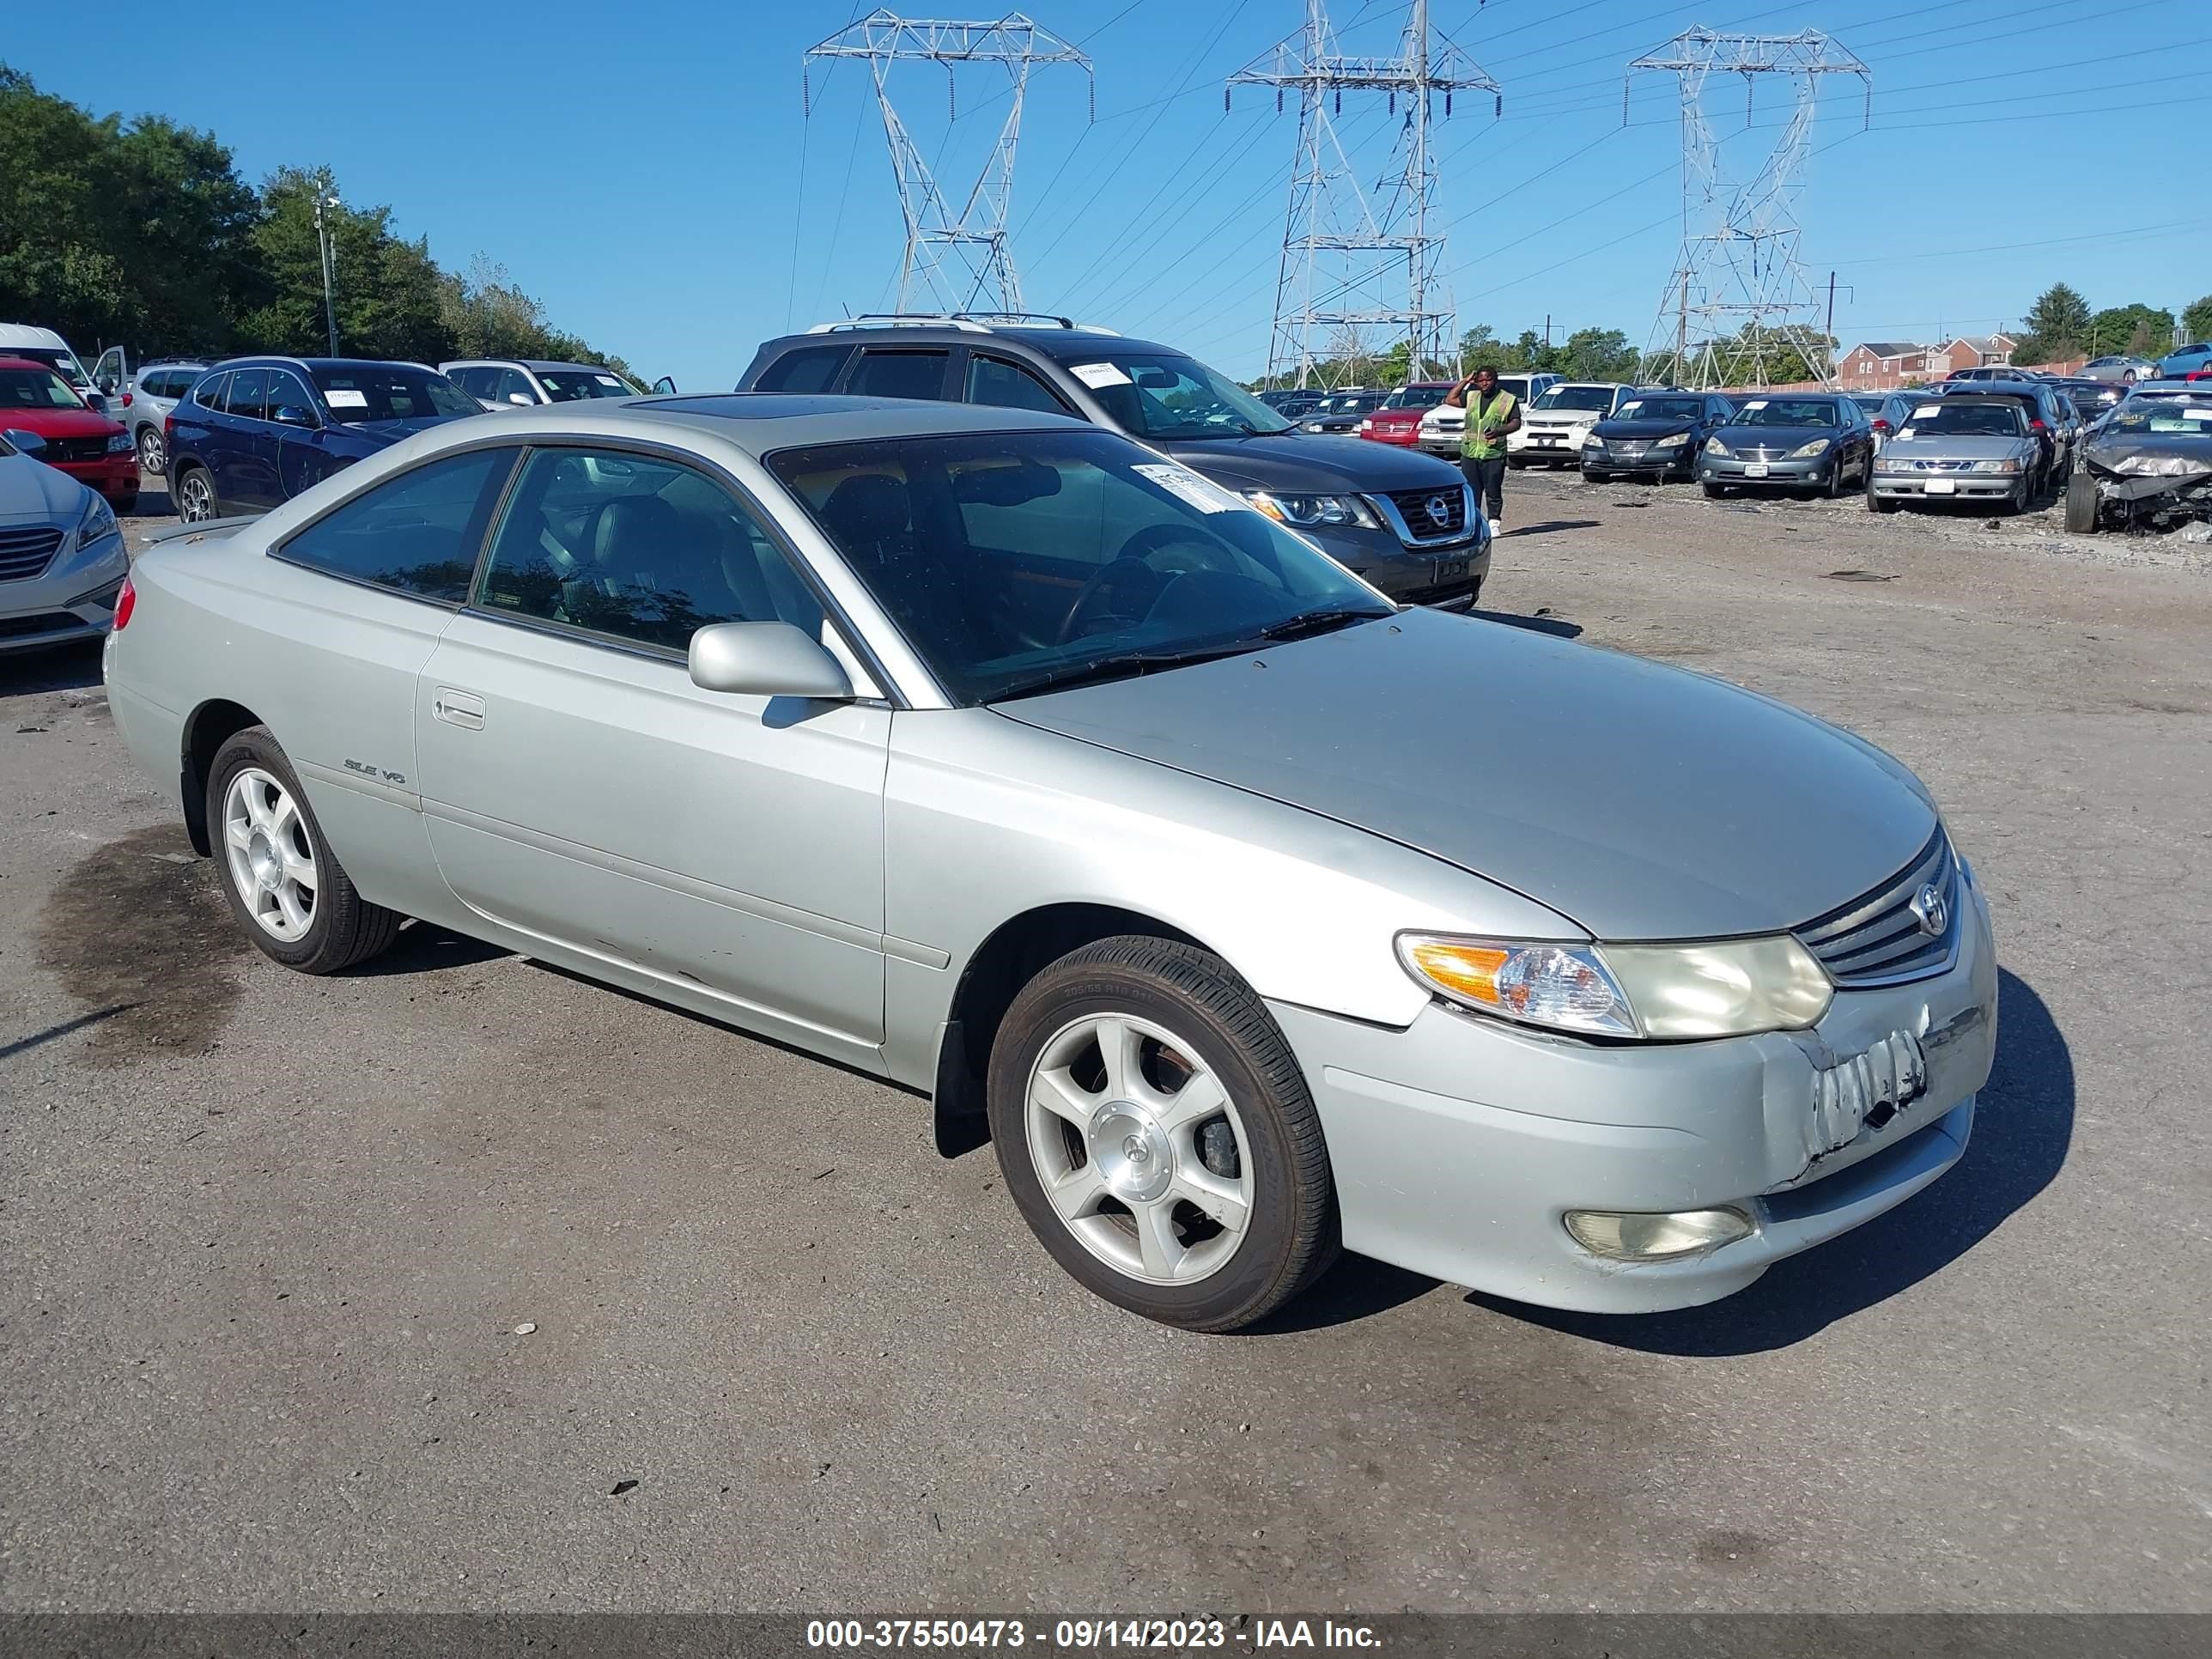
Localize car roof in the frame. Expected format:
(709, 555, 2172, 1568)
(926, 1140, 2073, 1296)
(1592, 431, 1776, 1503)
(445, 358, 611, 374)
(768, 322, 1189, 363)
(460, 392, 1083, 457)
(0, 325, 69, 348)
(0, 355, 61, 371)
(214, 355, 434, 373)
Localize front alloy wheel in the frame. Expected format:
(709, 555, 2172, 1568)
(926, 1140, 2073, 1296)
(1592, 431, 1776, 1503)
(176, 467, 216, 523)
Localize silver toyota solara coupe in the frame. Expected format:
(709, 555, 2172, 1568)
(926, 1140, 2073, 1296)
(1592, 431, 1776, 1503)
(103, 395, 1997, 1332)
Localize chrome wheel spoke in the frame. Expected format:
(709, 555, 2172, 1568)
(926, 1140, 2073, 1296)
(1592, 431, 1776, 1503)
(273, 883, 309, 935)
(1152, 1068, 1227, 1135)
(281, 851, 317, 892)
(1170, 1168, 1249, 1234)
(1044, 1161, 1108, 1222)
(1032, 1066, 1099, 1131)
(223, 817, 253, 852)
(1093, 1015, 1144, 1102)
(1132, 1199, 1187, 1279)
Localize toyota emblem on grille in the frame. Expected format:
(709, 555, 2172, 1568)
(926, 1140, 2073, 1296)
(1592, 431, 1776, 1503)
(1909, 882, 1948, 939)
(1424, 494, 1452, 526)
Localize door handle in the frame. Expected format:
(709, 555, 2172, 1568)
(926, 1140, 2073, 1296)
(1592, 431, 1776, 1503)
(432, 687, 485, 730)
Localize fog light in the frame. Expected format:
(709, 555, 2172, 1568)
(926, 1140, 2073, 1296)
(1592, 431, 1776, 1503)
(1564, 1206, 1753, 1261)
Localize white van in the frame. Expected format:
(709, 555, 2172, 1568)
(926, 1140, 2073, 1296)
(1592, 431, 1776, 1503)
(0, 324, 94, 392)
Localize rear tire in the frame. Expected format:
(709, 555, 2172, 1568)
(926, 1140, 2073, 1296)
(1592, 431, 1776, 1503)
(174, 463, 220, 524)
(136, 426, 165, 475)
(207, 726, 404, 975)
(2064, 471, 2100, 534)
(987, 935, 1338, 1333)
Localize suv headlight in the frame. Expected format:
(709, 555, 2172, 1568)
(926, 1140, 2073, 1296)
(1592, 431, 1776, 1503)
(105, 429, 136, 455)
(73, 490, 119, 550)
(1704, 436, 1730, 456)
(1247, 490, 1380, 529)
(1399, 933, 1832, 1040)
(1789, 437, 1832, 459)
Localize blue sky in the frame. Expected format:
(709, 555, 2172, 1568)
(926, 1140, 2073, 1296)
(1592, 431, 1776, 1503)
(11, 1, 2209, 384)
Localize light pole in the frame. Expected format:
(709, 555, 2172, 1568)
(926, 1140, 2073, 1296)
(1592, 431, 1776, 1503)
(311, 185, 342, 356)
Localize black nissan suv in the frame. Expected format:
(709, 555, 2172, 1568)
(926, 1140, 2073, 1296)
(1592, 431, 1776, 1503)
(738, 316, 1492, 608)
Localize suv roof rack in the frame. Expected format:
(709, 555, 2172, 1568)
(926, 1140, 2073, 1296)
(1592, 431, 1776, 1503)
(802, 311, 1121, 337)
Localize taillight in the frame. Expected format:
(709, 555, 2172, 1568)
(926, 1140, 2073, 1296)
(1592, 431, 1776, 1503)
(1873, 419, 1890, 433)
(121, 391, 133, 407)
(2031, 417, 2047, 429)
(112, 574, 136, 631)
(163, 412, 176, 440)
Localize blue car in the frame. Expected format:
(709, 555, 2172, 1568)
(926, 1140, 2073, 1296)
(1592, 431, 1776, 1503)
(167, 356, 483, 522)
(2156, 341, 2212, 380)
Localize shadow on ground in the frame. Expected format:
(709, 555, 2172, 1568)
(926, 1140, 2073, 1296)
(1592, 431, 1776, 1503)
(0, 639, 103, 696)
(1470, 967, 2068, 1354)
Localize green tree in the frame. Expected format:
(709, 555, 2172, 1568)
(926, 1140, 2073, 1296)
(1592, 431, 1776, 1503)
(242, 167, 452, 362)
(2014, 281, 2093, 363)
(2185, 295, 2212, 344)
(2087, 301, 2175, 358)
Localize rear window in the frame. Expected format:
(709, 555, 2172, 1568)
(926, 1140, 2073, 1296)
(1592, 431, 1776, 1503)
(1534, 385, 1619, 413)
(310, 365, 480, 422)
(845, 350, 948, 401)
(754, 345, 852, 394)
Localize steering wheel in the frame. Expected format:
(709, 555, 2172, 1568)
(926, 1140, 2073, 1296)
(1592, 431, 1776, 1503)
(1057, 556, 1164, 644)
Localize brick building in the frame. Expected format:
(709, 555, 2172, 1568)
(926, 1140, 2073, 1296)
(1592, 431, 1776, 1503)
(1838, 342, 1930, 390)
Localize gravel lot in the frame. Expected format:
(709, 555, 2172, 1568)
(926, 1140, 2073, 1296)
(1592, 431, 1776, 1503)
(3, 464, 2209, 1613)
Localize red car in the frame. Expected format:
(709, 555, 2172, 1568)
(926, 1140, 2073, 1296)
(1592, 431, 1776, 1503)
(0, 355, 138, 511)
(1358, 380, 1457, 447)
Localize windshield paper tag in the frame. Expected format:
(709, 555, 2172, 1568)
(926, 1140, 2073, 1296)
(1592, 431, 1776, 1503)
(1070, 362, 1133, 389)
(1742, 399, 1768, 411)
(323, 388, 368, 409)
(595, 374, 620, 386)
(1133, 462, 1237, 514)
(1915, 405, 1941, 418)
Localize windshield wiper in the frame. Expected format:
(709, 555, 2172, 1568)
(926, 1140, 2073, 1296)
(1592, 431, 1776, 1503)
(989, 643, 1257, 702)
(1255, 607, 1393, 642)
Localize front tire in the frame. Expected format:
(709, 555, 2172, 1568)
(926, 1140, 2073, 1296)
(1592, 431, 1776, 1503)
(1703, 480, 1727, 499)
(207, 726, 403, 974)
(987, 936, 1338, 1333)
(2064, 471, 2100, 534)
(137, 426, 165, 475)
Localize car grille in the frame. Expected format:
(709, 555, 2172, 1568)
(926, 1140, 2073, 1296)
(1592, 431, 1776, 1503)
(0, 526, 65, 582)
(1385, 486, 1468, 538)
(1794, 827, 1960, 988)
(0, 610, 89, 639)
(41, 435, 109, 463)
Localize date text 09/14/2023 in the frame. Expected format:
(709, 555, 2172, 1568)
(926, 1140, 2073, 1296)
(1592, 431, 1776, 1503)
(805, 1618, 1383, 1649)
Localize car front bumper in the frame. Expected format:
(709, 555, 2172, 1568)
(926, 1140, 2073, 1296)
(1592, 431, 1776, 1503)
(0, 529, 130, 654)
(1700, 453, 1836, 488)
(1511, 425, 1594, 462)
(53, 455, 140, 504)
(1269, 871, 1997, 1313)
(1869, 467, 2023, 501)
(1583, 440, 1696, 475)
(1305, 515, 1492, 609)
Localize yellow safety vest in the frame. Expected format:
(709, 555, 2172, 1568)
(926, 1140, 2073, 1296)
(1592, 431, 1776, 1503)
(1462, 389, 1516, 459)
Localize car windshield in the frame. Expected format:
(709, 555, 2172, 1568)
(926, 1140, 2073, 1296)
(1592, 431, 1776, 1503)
(1903, 403, 2026, 437)
(309, 365, 481, 422)
(2107, 404, 2212, 435)
(766, 427, 1389, 706)
(9, 347, 90, 387)
(535, 368, 639, 402)
(1611, 397, 1704, 422)
(1062, 352, 1292, 437)
(0, 367, 87, 410)
(1382, 385, 1447, 410)
(1534, 385, 1618, 413)
(1728, 398, 1840, 428)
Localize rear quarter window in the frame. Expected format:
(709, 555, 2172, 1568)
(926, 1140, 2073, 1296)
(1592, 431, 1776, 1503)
(754, 344, 853, 394)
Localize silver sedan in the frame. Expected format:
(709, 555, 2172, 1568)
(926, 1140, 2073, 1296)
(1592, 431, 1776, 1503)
(1869, 395, 2041, 513)
(0, 426, 131, 653)
(102, 396, 1997, 1331)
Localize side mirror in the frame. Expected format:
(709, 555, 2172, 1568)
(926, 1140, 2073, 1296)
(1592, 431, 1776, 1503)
(507, 392, 533, 406)
(83, 392, 108, 415)
(4, 428, 48, 456)
(651, 376, 678, 394)
(271, 404, 319, 428)
(689, 621, 854, 700)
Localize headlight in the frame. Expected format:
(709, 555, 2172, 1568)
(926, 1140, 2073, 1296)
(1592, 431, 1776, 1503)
(105, 429, 135, 455)
(1399, 932, 1831, 1040)
(1652, 432, 1689, 448)
(1302, 421, 1326, 433)
(1247, 490, 1379, 529)
(1968, 458, 2022, 473)
(73, 491, 118, 550)
(1582, 434, 1603, 448)
(1704, 436, 1729, 456)
(1875, 456, 1909, 472)
(1788, 437, 1832, 459)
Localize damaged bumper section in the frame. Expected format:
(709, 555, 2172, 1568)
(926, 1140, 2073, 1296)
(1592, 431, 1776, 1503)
(1270, 874, 1997, 1314)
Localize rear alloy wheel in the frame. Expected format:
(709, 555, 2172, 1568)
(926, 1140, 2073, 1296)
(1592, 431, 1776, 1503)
(988, 936, 1337, 1332)
(208, 727, 403, 973)
(175, 465, 218, 523)
(2064, 471, 2100, 534)
(137, 426, 165, 475)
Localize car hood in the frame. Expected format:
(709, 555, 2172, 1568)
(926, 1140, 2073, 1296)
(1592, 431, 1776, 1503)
(997, 608, 1937, 940)
(0, 450, 89, 520)
(1884, 434, 2033, 461)
(1, 407, 123, 441)
(1156, 431, 1464, 491)
(1713, 422, 1844, 449)
(2085, 431, 2212, 472)
(1591, 416, 1698, 440)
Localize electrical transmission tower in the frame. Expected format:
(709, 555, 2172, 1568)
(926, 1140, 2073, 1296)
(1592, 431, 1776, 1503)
(805, 10, 1091, 316)
(1628, 29, 1868, 390)
(1230, 0, 1497, 390)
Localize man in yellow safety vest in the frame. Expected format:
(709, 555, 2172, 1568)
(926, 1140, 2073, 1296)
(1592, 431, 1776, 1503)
(1445, 365, 1520, 530)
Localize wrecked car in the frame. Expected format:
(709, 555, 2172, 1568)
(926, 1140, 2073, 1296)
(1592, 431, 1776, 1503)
(2063, 392, 2212, 533)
